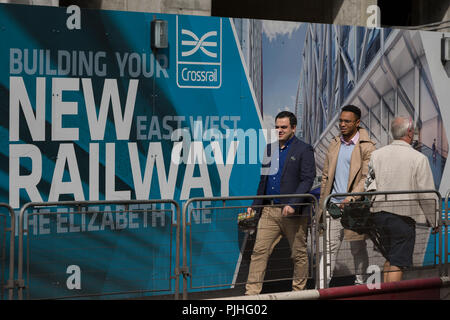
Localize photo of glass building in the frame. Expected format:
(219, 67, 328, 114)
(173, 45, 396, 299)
(298, 25, 448, 189)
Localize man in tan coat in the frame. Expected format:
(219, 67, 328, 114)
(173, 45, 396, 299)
(318, 105, 376, 287)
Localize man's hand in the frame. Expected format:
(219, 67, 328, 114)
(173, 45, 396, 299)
(338, 197, 352, 209)
(282, 205, 295, 217)
(247, 207, 253, 215)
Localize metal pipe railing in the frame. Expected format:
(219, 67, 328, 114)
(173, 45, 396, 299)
(182, 193, 319, 299)
(444, 189, 450, 277)
(0, 204, 16, 300)
(323, 189, 443, 286)
(6, 187, 448, 299)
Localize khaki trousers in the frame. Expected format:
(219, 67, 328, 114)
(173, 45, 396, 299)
(245, 206, 309, 295)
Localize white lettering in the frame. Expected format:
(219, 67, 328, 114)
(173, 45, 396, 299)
(52, 78, 79, 141)
(181, 142, 213, 200)
(106, 143, 131, 200)
(9, 76, 46, 141)
(9, 144, 43, 208)
(83, 78, 138, 140)
(66, 5, 81, 30)
(48, 144, 84, 202)
(66, 265, 81, 290)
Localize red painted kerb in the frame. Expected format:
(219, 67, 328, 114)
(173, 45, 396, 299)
(318, 277, 444, 300)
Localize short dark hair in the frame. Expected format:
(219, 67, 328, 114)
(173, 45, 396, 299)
(275, 111, 297, 127)
(341, 105, 361, 120)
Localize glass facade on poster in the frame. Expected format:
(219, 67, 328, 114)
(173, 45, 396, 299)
(233, 18, 263, 110)
(299, 25, 448, 188)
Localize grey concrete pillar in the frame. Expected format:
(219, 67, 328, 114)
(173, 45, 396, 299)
(412, 0, 450, 32)
(161, 0, 211, 16)
(332, 0, 378, 27)
(0, 0, 58, 5)
(90, 0, 211, 16)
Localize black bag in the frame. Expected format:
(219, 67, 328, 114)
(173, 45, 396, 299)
(237, 209, 259, 233)
(328, 198, 389, 257)
(329, 197, 373, 234)
(340, 197, 373, 234)
(328, 202, 343, 219)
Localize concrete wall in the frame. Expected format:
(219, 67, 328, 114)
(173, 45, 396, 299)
(95, 0, 211, 16)
(56, 0, 210, 15)
(0, 0, 211, 15)
(0, 0, 448, 31)
(413, 0, 450, 24)
(0, 0, 58, 5)
(332, 0, 378, 27)
(412, 0, 450, 32)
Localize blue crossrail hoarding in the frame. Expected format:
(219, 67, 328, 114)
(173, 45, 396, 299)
(0, 3, 267, 299)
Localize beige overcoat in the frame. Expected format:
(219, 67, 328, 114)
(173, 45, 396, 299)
(318, 128, 376, 241)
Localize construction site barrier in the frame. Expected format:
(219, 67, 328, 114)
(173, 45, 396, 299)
(16, 199, 180, 300)
(322, 189, 443, 288)
(181, 194, 319, 300)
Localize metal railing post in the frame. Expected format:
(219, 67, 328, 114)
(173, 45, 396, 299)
(445, 189, 450, 277)
(0, 204, 16, 300)
(438, 191, 443, 276)
(322, 216, 329, 289)
(17, 202, 29, 300)
(314, 200, 327, 289)
(173, 200, 181, 300)
(181, 199, 190, 300)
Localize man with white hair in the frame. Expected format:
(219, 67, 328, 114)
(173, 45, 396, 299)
(366, 116, 439, 283)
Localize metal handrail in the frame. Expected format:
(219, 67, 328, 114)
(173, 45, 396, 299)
(17, 199, 180, 300)
(323, 189, 443, 286)
(182, 193, 319, 300)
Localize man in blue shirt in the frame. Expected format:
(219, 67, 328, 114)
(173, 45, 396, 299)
(245, 111, 316, 295)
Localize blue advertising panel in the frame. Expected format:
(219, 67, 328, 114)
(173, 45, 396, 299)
(0, 4, 265, 299)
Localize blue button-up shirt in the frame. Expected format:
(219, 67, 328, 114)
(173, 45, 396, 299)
(331, 131, 359, 203)
(265, 136, 295, 203)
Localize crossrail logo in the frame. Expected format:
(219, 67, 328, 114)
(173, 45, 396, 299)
(181, 30, 218, 58)
(176, 15, 222, 89)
